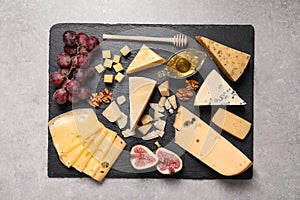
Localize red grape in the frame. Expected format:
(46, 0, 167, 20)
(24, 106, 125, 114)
(53, 88, 68, 104)
(64, 45, 77, 56)
(58, 68, 69, 76)
(73, 69, 87, 84)
(57, 53, 71, 68)
(63, 30, 77, 47)
(77, 86, 91, 100)
(68, 93, 79, 103)
(74, 54, 89, 68)
(79, 49, 89, 57)
(85, 66, 95, 77)
(86, 36, 100, 51)
(77, 32, 88, 47)
(66, 79, 80, 94)
(50, 71, 65, 86)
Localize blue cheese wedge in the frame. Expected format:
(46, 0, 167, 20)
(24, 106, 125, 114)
(194, 70, 246, 106)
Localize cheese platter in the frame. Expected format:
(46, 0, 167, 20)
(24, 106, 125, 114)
(48, 24, 254, 180)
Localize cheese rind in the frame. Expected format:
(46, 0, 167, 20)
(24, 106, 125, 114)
(126, 44, 165, 74)
(129, 77, 156, 130)
(212, 108, 251, 140)
(174, 106, 252, 176)
(196, 36, 250, 82)
(194, 70, 246, 106)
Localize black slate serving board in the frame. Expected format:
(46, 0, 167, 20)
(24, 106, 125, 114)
(48, 23, 254, 179)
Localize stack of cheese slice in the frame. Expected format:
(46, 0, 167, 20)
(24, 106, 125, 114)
(196, 36, 251, 82)
(173, 106, 252, 176)
(48, 109, 126, 181)
(129, 77, 157, 131)
(194, 70, 246, 106)
(126, 44, 166, 74)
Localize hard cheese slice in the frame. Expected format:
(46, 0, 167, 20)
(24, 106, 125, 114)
(194, 70, 246, 106)
(126, 44, 165, 74)
(212, 108, 251, 140)
(173, 106, 252, 176)
(129, 77, 156, 131)
(196, 36, 250, 82)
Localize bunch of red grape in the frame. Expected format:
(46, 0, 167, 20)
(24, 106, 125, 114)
(50, 30, 100, 104)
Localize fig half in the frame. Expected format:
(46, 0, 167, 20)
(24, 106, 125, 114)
(130, 145, 158, 170)
(156, 148, 183, 175)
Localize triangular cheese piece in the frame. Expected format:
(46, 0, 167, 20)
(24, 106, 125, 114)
(129, 77, 156, 130)
(174, 106, 252, 176)
(196, 36, 250, 82)
(126, 44, 166, 74)
(194, 70, 246, 106)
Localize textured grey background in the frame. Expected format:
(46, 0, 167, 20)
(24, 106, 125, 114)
(0, 0, 299, 199)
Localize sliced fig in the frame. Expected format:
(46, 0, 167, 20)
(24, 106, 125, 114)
(130, 145, 158, 170)
(156, 148, 183, 175)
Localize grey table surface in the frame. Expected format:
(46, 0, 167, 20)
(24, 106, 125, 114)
(0, 0, 299, 199)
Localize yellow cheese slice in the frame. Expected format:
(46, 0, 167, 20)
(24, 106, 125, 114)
(73, 150, 92, 172)
(212, 108, 251, 140)
(126, 44, 165, 74)
(83, 156, 101, 177)
(196, 36, 250, 82)
(129, 77, 156, 131)
(194, 70, 246, 106)
(60, 143, 85, 168)
(93, 129, 117, 161)
(93, 136, 126, 181)
(174, 106, 252, 176)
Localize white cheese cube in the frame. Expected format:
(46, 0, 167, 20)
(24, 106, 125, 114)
(153, 120, 166, 131)
(122, 129, 136, 138)
(138, 123, 152, 135)
(150, 103, 164, 113)
(154, 111, 164, 120)
(117, 112, 128, 129)
(164, 99, 172, 110)
(158, 97, 167, 107)
(102, 101, 122, 122)
(142, 129, 160, 140)
(116, 95, 126, 105)
(141, 115, 153, 125)
(168, 95, 177, 109)
(158, 81, 170, 96)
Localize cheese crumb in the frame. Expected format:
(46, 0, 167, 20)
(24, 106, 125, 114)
(116, 95, 126, 105)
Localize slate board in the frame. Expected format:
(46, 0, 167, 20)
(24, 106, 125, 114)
(48, 23, 254, 179)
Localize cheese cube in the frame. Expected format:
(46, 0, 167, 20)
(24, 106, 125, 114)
(138, 123, 152, 135)
(158, 97, 167, 107)
(104, 74, 114, 83)
(115, 73, 125, 83)
(153, 120, 166, 131)
(116, 95, 126, 105)
(116, 112, 128, 129)
(122, 129, 136, 138)
(102, 101, 122, 122)
(154, 111, 164, 120)
(120, 45, 131, 57)
(150, 103, 164, 113)
(102, 50, 111, 59)
(95, 64, 105, 74)
(158, 81, 170, 96)
(113, 63, 124, 73)
(103, 59, 113, 68)
(168, 95, 177, 109)
(164, 99, 172, 110)
(141, 114, 152, 125)
(212, 108, 251, 140)
(113, 55, 121, 63)
(142, 130, 160, 140)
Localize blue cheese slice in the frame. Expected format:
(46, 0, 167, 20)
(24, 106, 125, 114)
(194, 70, 246, 106)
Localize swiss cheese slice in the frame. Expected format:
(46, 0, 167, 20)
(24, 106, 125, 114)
(129, 77, 156, 131)
(212, 108, 251, 140)
(174, 106, 252, 176)
(194, 70, 246, 106)
(196, 36, 250, 82)
(126, 44, 165, 74)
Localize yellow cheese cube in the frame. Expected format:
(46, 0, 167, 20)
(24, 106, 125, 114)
(212, 108, 251, 140)
(95, 63, 105, 74)
(141, 114, 152, 125)
(113, 55, 121, 63)
(102, 50, 111, 59)
(158, 81, 170, 96)
(120, 45, 131, 57)
(113, 63, 124, 73)
(103, 59, 113, 68)
(115, 72, 125, 83)
(104, 74, 114, 83)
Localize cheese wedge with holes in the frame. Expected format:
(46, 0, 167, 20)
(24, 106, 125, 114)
(212, 108, 251, 140)
(48, 109, 126, 181)
(129, 77, 156, 130)
(194, 70, 246, 106)
(196, 36, 250, 82)
(126, 44, 165, 74)
(174, 106, 252, 176)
